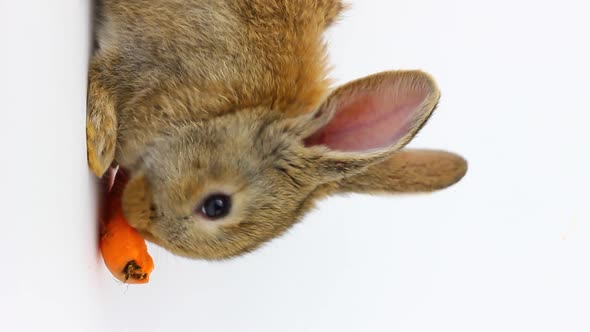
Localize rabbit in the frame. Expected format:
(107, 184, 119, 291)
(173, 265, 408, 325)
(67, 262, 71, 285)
(87, 0, 467, 259)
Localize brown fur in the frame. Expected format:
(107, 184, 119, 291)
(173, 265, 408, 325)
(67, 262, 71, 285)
(87, 0, 467, 259)
(327, 149, 468, 194)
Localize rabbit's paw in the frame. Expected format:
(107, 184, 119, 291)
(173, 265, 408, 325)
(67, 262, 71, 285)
(86, 87, 117, 177)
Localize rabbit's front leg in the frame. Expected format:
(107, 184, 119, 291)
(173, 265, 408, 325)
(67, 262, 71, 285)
(86, 58, 117, 177)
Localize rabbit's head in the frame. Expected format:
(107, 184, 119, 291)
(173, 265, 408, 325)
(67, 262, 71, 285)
(120, 70, 466, 259)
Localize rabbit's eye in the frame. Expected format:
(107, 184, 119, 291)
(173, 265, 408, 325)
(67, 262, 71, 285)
(199, 194, 232, 219)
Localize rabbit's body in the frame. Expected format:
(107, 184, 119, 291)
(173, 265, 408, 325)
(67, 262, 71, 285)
(91, 0, 341, 168)
(88, 0, 467, 259)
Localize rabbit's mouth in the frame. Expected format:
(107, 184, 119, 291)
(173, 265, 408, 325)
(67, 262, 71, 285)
(100, 163, 129, 221)
(101, 164, 158, 242)
(105, 164, 127, 195)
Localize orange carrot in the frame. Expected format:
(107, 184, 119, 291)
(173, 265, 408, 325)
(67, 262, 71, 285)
(100, 198, 154, 284)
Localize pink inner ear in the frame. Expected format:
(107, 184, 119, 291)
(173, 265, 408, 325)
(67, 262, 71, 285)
(305, 88, 428, 152)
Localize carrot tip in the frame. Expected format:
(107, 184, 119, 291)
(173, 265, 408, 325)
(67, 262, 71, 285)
(124, 260, 148, 282)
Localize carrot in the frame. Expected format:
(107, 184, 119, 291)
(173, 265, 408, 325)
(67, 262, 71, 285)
(99, 166, 154, 284)
(100, 203, 154, 284)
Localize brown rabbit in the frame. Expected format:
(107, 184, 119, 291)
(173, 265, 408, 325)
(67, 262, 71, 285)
(87, 0, 467, 259)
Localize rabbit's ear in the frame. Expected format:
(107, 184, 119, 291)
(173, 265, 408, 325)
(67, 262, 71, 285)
(330, 149, 467, 194)
(299, 70, 440, 182)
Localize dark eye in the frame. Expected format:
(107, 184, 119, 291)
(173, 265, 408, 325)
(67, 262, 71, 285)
(199, 194, 232, 219)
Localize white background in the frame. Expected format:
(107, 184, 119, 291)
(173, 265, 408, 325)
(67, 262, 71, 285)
(1, 1, 589, 331)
